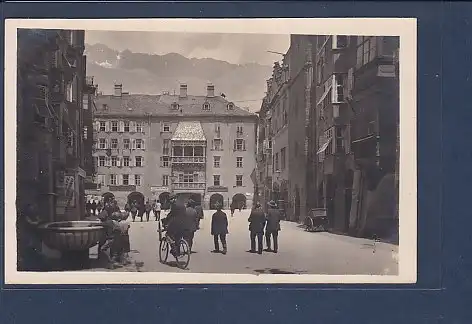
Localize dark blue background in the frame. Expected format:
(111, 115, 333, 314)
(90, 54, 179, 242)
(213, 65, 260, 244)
(1, 1, 469, 323)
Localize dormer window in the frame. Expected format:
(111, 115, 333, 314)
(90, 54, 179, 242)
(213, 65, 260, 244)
(171, 102, 179, 110)
(227, 102, 235, 110)
(203, 102, 211, 111)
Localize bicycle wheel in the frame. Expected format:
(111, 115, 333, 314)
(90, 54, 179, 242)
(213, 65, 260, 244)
(304, 216, 314, 232)
(159, 237, 170, 263)
(174, 238, 190, 269)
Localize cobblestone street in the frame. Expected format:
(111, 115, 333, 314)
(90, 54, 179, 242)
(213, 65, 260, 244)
(89, 210, 398, 275)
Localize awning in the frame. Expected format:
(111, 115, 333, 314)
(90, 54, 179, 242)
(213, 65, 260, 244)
(316, 137, 332, 155)
(317, 84, 332, 106)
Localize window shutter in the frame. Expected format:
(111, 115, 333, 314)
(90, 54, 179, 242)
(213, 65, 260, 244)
(142, 139, 146, 150)
(243, 140, 246, 151)
(331, 75, 337, 103)
(132, 139, 136, 150)
(130, 174, 135, 185)
(119, 121, 124, 133)
(159, 157, 163, 167)
(233, 139, 237, 151)
(105, 121, 110, 132)
(141, 157, 145, 167)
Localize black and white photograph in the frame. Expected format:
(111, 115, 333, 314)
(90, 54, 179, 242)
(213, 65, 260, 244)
(5, 19, 417, 284)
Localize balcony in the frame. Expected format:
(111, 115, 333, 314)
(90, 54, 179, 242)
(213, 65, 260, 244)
(171, 156, 206, 164)
(173, 182, 206, 190)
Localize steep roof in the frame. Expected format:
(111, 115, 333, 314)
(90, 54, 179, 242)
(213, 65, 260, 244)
(172, 121, 206, 141)
(94, 93, 256, 118)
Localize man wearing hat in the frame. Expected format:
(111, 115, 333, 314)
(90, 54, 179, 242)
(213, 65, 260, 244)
(247, 202, 266, 254)
(183, 199, 199, 252)
(265, 200, 281, 253)
(211, 201, 228, 254)
(162, 193, 187, 254)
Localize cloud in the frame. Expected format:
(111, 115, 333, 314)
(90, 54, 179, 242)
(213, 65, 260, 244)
(85, 31, 290, 65)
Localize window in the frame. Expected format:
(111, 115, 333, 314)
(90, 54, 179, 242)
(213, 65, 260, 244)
(163, 123, 170, 132)
(325, 128, 334, 155)
(356, 36, 378, 69)
(82, 95, 89, 110)
(99, 121, 106, 132)
(99, 138, 106, 149)
(203, 102, 210, 110)
(234, 139, 246, 151)
(111, 138, 118, 149)
(83, 126, 88, 140)
(213, 139, 223, 151)
(110, 174, 117, 186)
(122, 174, 129, 185)
(111, 121, 118, 132)
(236, 157, 243, 168)
(332, 35, 348, 49)
(123, 156, 130, 167)
(163, 139, 170, 155)
(136, 122, 143, 133)
(180, 171, 195, 183)
(332, 74, 345, 103)
(135, 139, 143, 149)
(281, 147, 286, 170)
(335, 126, 344, 153)
(135, 156, 143, 167)
(214, 156, 221, 168)
(124, 121, 130, 132)
(171, 102, 179, 110)
(275, 153, 279, 171)
(162, 175, 169, 186)
(111, 156, 117, 167)
(99, 156, 106, 166)
(237, 126, 244, 136)
(160, 156, 170, 167)
(213, 175, 221, 186)
(236, 175, 243, 187)
(135, 175, 141, 186)
(123, 139, 130, 149)
(227, 102, 234, 110)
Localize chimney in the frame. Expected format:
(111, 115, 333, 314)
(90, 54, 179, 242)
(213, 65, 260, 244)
(206, 83, 215, 97)
(114, 83, 123, 97)
(179, 83, 187, 98)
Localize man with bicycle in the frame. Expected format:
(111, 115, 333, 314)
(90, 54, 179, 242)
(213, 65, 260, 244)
(162, 193, 187, 256)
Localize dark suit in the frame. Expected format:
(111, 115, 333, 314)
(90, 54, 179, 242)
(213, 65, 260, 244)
(248, 207, 266, 253)
(265, 208, 281, 252)
(183, 206, 199, 250)
(211, 210, 228, 252)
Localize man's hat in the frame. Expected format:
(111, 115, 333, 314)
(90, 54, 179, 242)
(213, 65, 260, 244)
(267, 200, 277, 208)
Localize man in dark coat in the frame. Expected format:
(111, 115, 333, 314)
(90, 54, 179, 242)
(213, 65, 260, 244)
(91, 200, 97, 216)
(183, 199, 199, 252)
(194, 203, 204, 229)
(145, 200, 152, 222)
(211, 201, 228, 254)
(163, 194, 187, 254)
(265, 200, 281, 253)
(248, 202, 266, 254)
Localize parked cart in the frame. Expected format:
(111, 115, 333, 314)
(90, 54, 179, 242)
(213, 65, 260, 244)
(304, 208, 328, 232)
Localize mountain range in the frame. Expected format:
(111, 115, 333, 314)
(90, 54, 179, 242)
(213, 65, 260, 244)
(84, 43, 275, 112)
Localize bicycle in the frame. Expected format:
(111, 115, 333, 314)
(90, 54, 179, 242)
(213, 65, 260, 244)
(158, 228, 191, 270)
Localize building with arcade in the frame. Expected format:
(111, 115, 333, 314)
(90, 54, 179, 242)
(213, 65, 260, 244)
(87, 83, 257, 210)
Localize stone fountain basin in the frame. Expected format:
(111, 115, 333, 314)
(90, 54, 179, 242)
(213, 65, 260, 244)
(38, 220, 106, 252)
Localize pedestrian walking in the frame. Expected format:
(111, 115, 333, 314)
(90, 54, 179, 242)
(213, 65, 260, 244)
(194, 203, 204, 229)
(153, 200, 162, 221)
(130, 201, 138, 222)
(264, 200, 281, 253)
(86, 200, 92, 217)
(91, 200, 97, 216)
(183, 199, 199, 252)
(145, 199, 152, 222)
(247, 202, 266, 254)
(211, 201, 228, 254)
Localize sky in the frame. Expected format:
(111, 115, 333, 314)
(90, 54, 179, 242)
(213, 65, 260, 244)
(85, 31, 290, 65)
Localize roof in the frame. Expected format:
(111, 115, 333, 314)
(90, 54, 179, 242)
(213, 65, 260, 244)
(94, 93, 256, 118)
(172, 121, 206, 141)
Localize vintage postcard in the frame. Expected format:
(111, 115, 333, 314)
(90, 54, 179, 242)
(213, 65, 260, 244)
(4, 18, 416, 284)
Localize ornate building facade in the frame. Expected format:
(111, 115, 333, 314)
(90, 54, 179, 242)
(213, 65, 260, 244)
(87, 84, 257, 209)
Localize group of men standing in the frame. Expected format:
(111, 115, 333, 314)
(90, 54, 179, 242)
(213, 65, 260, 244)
(247, 200, 282, 254)
(125, 199, 162, 222)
